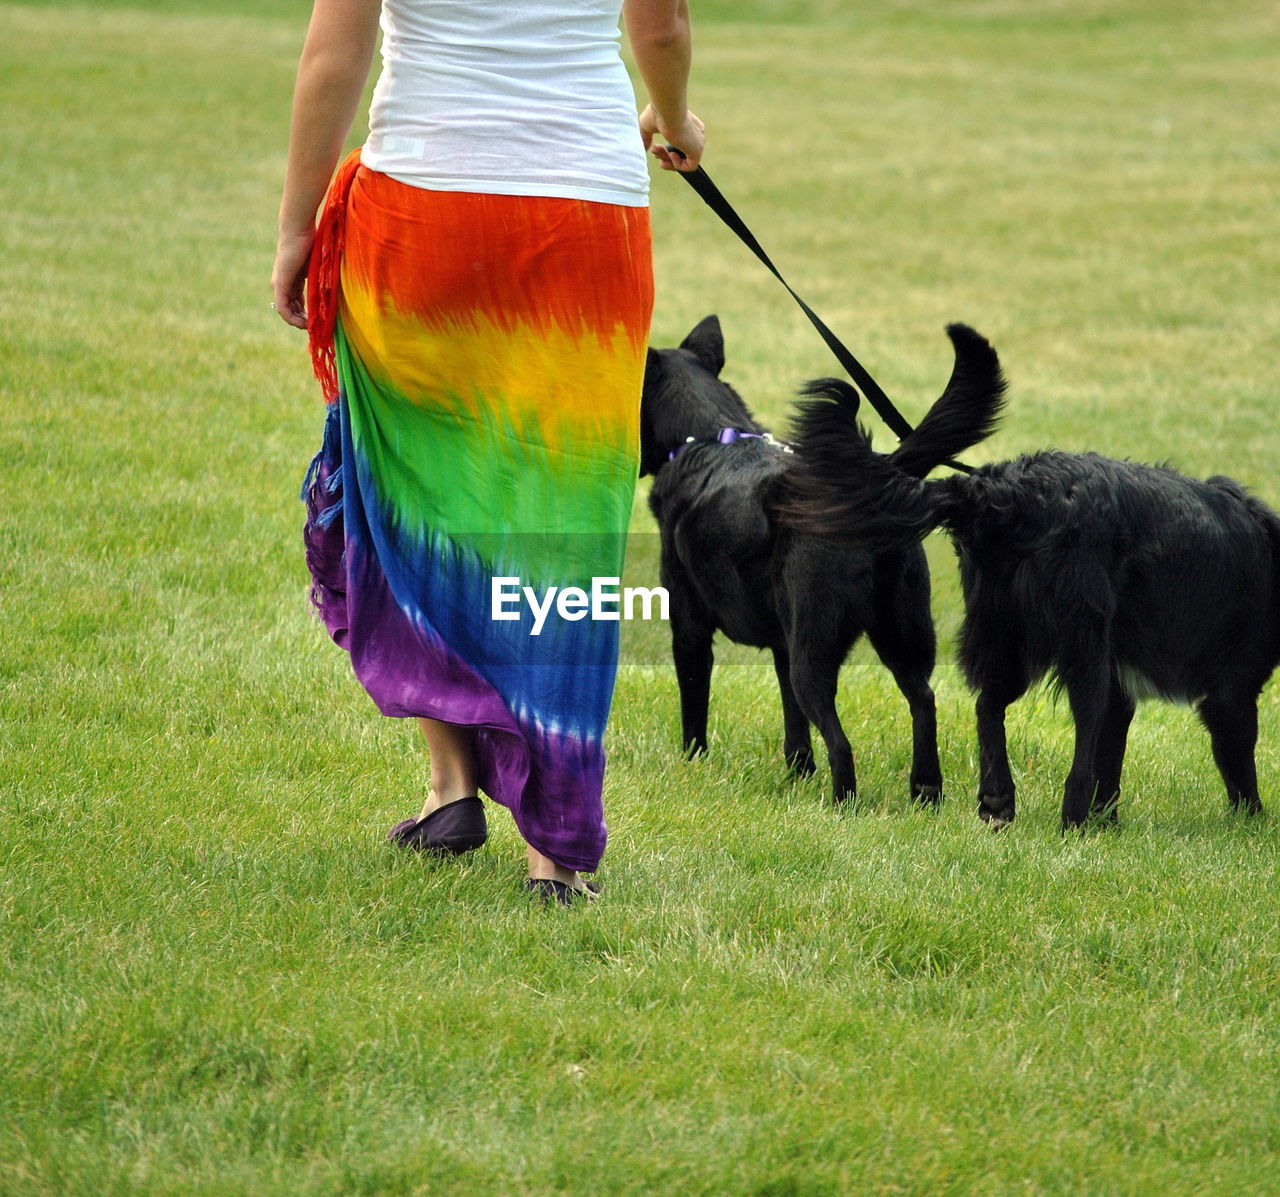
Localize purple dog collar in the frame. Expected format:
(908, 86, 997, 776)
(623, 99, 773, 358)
(668, 427, 793, 462)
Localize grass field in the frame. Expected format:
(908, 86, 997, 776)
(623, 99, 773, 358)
(3, 1, 1280, 1192)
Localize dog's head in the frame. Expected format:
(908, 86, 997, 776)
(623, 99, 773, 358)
(639, 315, 764, 477)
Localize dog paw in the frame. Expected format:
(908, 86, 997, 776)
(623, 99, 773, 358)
(978, 796, 1016, 829)
(786, 750, 817, 778)
(912, 783, 942, 806)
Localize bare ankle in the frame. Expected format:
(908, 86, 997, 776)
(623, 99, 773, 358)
(526, 845, 577, 886)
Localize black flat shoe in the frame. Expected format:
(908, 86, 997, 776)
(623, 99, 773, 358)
(524, 878, 600, 906)
(387, 796, 487, 855)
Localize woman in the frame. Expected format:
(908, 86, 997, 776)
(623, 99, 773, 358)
(272, 0, 703, 903)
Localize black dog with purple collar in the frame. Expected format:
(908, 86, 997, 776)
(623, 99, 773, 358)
(639, 315, 996, 804)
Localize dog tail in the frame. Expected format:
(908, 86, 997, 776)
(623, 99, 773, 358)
(782, 325, 1005, 549)
(784, 382, 947, 548)
(889, 324, 1006, 478)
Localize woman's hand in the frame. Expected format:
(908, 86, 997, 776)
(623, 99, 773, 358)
(272, 227, 315, 329)
(624, 0, 700, 171)
(639, 104, 705, 171)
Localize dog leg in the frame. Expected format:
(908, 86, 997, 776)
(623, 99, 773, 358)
(975, 684, 1021, 827)
(881, 660, 942, 805)
(867, 601, 942, 804)
(771, 646, 816, 778)
(1199, 694, 1264, 815)
(964, 607, 1031, 827)
(1090, 676, 1136, 824)
(1060, 662, 1112, 830)
(669, 591, 715, 758)
(903, 677, 942, 806)
(790, 655, 856, 803)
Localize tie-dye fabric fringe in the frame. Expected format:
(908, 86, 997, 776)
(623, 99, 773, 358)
(302, 158, 653, 872)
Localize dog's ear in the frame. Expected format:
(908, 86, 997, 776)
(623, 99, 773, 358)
(680, 315, 725, 377)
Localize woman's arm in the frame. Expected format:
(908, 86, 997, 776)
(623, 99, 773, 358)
(622, 0, 705, 172)
(272, 0, 382, 328)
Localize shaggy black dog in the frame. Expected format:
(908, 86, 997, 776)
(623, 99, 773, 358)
(788, 334, 1280, 828)
(640, 316, 1004, 803)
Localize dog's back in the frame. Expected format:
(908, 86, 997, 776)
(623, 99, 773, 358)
(948, 452, 1280, 702)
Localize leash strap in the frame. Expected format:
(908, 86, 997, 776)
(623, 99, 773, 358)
(677, 165, 913, 441)
(675, 163, 974, 473)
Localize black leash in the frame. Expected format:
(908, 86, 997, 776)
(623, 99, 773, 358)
(674, 161, 973, 473)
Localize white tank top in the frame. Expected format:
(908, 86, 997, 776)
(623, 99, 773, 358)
(361, 0, 650, 207)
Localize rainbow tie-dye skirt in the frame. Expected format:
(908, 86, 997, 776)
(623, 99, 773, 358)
(302, 157, 653, 872)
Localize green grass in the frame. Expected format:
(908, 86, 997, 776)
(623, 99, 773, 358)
(3, 0, 1280, 1192)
